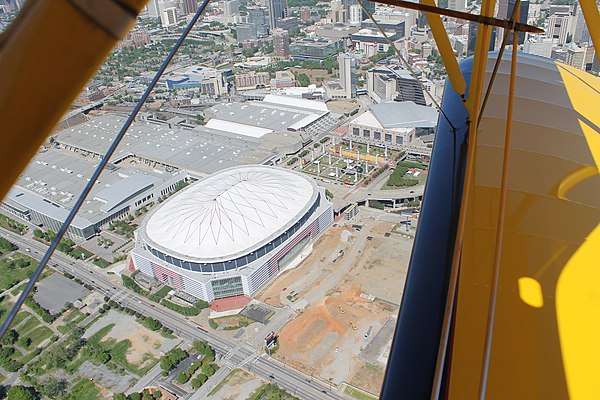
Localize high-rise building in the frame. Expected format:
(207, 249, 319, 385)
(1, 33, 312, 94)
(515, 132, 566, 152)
(497, 0, 509, 21)
(223, 0, 240, 18)
(161, 7, 178, 27)
(507, 0, 529, 44)
(273, 28, 290, 58)
(338, 54, 357, 99)
(268, 0, 288, 29)
(235, 72, 271, 89)
(392, 69, 426, 106)
(148, 0, 175, 19)
(248, 8, 269, 37)
(523, 38, 554, 58)
(331, 0, 346, 23)
(349, 4, 362, 25)
(300, 7, 311, 22)
(566, 45, 586, 69)
(361, 0, 376, 20)
(547, 12, 572, 45)
(237, 23, 258, 42)
(448, 0, 467, 11)
(573, 4, 591, 44)
(180, 0, 197, 15)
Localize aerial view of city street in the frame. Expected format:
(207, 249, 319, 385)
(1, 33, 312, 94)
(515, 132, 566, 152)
(0, 0, 597, 398)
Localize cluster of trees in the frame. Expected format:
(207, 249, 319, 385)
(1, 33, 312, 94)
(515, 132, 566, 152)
(104, 299, 175, 336)
(62, 273, 95, 292)
(295, 72, 310, 87)
(160, 347, 188, 374)
(286, 157, 298, 166)
(3, 385, 37, 400)
(121, 275, 149, 296)
(0, 237, 17, 252)
(32, 229, 55, 243)
(32, 230, 93, 260)
(108, 219, 135, 238)
(386, 161, 426, 188)
(27, 328, 85, 376)
(189, 340, 217, 389)
(159, 298, 209, 317)
(113, 389, 162, 400)
(25, 296, 55, 324)
(0, 214, 27, 235)
(369, 47, 396, 64)
(363, 164, 389, 186)
(247, 384, 299, 400)
(0, 345, 24, 372)
(298, 149, 310, 158)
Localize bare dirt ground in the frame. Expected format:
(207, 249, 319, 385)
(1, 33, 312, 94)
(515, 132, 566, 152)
(326, 100, 359, 113)
(85, 310, 178, 367)
(257, 209, 413, 396)
(207, 368, 264, 400)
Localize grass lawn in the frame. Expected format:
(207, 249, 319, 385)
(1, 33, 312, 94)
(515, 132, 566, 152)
(16, 315, 40, 335)
(10, 281, 27, 296)
(88, 323, 159, 375)
(72, 246, 94, 260)
(211, 315, 252, 330)
(59, 309, 87, 332)
(148, 285, 171, 302)
(345, 386, 378, 400)
(0, 296, 13, 326)
(93, 257, 111, 268)
(12, 311, 31, 327)
(65, 308, 86, 323)
(0, 214, 27, 235)
(68, 379, 100, 400)
(23, 326, 53, 348)
(0, 253, 37, 291)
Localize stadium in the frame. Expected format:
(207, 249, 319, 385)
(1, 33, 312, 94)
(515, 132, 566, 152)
(131, 165, 334, 302)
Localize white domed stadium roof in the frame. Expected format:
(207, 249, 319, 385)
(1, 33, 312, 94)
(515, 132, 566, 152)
(143, 165, 318, 262)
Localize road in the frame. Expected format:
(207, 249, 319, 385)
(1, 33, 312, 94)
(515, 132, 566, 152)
(1, 230, 347, 400)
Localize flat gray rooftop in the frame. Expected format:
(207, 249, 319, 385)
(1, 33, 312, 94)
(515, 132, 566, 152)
(55, 115, 303, 176)
(370, 101, 438, 129)
(205, 101, 325, 131)
(13, 148, 173, 224)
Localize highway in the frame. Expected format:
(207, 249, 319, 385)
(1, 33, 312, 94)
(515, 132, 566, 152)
(1, 230, 347, 400)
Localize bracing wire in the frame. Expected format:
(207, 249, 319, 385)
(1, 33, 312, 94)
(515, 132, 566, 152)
(0, 0, 212, 339)
(357, 0, 457, 131)
(477, 2, 523, 128)
(478, 1, 521, 397)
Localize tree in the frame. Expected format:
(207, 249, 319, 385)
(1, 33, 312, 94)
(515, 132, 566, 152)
(177, 371, 189, 383)
(144, 318, 162, 331)
(6, 386, 35, 400)
(39, 377, 68, 399)
(296, 73, 310, 86)
(201, 362, 215, 376)
(113, 394, 127, 400)
(0, 237, 17, 251)
(2, 329, 18, 345)
(191, 373, 208, 389)
(18, 336, 32, 348)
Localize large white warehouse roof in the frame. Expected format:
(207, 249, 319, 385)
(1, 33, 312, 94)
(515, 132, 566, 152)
(143, 165, 318, 262)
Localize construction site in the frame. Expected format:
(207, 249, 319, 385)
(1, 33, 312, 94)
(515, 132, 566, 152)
(257, 207, 412, 396)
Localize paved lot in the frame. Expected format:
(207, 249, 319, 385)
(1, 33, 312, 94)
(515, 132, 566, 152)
(78, 360, 135, 393)
(34, 273, 90, 314)
(241, 304, 273, 324)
